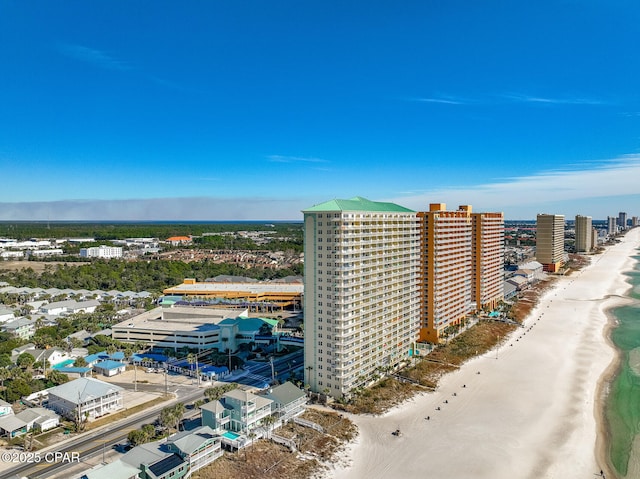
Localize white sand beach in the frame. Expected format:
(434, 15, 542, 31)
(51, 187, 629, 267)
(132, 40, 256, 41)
(329, 228, 640, 479)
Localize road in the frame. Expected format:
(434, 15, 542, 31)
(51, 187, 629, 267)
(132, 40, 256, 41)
(5, 350, 303, 478)
(231, 350, 304, 388)
(4, 388, 205, 479)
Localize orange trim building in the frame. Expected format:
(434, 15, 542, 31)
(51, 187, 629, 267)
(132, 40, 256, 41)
(418, 204, 504, 342)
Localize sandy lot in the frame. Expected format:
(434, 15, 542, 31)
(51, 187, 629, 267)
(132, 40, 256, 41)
(327, 228, 639, 479)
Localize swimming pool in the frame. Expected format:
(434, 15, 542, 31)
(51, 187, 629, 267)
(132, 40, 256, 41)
(222, 431, 241, 441)
(52, 359, 75, 369)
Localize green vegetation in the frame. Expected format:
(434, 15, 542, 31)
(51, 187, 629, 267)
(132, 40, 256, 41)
(0, 258, 301, 293)
(0, 222, 303, 243)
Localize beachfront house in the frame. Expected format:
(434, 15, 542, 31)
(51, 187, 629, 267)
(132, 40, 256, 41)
(201, 388, 273, 434)
(262, 381, 308, 421)
(166, 425, 223, 473)
(78, 427, 221, 479)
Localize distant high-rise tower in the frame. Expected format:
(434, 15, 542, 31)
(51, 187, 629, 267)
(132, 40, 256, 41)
(608, 216, 618, 236)
(619, 212, 628, 230)
(302, 197, 420, 398)
(574, 215, 592, 252)
(632, 216, 639, 227)
(536, 214, 565, 272)
(591, 227, 599, 250)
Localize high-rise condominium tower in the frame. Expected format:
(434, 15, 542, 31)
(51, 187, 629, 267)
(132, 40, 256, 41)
(472, 211, 505, 311)
(619, 212, 628, 230)
(536, 214, 565, 272)
(575, 215, 593, 252)
(302, 197, 420, 398)
(417, 204, 504, 342)
(418, 204, 473, 342)
(608, 216, 618, 236)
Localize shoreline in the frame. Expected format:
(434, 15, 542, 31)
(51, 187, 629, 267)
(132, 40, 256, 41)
(596, 307, 622, 479)
(596, 242, 640, 479)
(326, 228, 640, 479)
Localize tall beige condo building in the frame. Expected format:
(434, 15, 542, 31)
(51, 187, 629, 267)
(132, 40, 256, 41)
(302, 197, 420, 398)
(536, 214, 565, 272)
(574, 215, 593, 252)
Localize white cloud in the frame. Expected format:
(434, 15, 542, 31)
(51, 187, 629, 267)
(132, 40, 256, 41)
(58, 43, 131, 71)
(388, 155, 640, 218)
(500, 93, 607, 106)
(414, 97, 465, 105)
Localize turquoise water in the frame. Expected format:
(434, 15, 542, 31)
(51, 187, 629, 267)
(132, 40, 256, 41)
(222, 431, 241, 440)
(52, 359, 75, 369)
(607, 255, 640, 477)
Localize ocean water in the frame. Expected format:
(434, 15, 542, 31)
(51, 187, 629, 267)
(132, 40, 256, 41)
(606, 255, 640, 477)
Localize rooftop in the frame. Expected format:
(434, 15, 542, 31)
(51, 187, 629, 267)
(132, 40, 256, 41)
(303, 196, 415, 213)
(46, 377, 124, 404)
(112, 306, 239, 333)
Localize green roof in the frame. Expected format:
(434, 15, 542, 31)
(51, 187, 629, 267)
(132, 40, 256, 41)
(303, 196, 415, 213)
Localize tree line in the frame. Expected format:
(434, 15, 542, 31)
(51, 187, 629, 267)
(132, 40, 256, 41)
(0, 258, 302, 293)
(0, 222, 303, 242)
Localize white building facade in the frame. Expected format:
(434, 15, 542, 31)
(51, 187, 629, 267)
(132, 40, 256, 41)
(80, 246, 123, 259)
(303, 197, 420, 398)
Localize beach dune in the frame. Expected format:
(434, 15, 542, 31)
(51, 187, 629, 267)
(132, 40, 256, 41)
(329, 228, 639, 479)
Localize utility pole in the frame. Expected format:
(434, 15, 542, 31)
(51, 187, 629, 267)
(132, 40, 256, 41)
(270, 357, 275, 384)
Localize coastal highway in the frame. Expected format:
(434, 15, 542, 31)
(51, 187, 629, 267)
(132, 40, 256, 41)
(4, 388, 205, 479)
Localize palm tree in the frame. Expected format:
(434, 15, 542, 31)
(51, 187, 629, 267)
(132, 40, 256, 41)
(262, 414, 276, 438)
(0, 368, 10, 401)
(186, 353, 199, 385)
(173, 403, 186, 431)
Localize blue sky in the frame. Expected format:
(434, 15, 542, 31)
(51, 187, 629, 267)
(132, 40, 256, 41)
(1, 1, 639, 221)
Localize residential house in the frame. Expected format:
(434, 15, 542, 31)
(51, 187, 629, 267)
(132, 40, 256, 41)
(1, 317, 37, 339)
(11, 346, 70, 368)
(39, 299, 100, 316)
(262, 382, 307, 421)
(0, 306, 15, 322)
(79, 459, 141, 479)
(15, 407, 60, 432)
(0, 399, 13, 418)
(201, 388, 273, 434)
(506, 275, 528, 292)
(46, 377, 124, 420)
(0, 415, 27, 438)
(166, 425, 223, 474)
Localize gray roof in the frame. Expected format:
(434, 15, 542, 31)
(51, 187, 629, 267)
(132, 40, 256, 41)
(2, 317, 36, 330)
(82, 458, 141, 479)
(200, 400, 229, 414)
(224, 389, 273, 409)
(121, 441, 169, 468)
(0, 399, 12, 409)
(47, 378, 124, 405)
(169, 425, 219, 454)
(0, 415, 27, 432)
(263, 382, 306, 406)
(16, 409, 44, 423)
